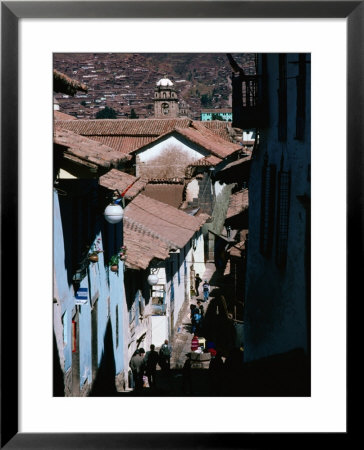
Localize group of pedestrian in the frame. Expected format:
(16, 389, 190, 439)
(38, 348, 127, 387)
(129, 340, 172, 391)
(190, 301, 204, 334)
(194, 274, 210, 302)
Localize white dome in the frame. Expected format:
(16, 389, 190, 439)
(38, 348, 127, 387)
(157, 77, 173, 87)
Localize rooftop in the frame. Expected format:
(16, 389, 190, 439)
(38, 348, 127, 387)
(123, 216, 170, 270)
(125, 194, 209, 251)
(54, 128, 128, 170)
(143, 183, 185, 208)
(54, 118, 238, 156)
(98, 169, 147, 201)
(130, 122, 241, 161)
(226, 189, 249, 219)
(54, 110, 77, 121)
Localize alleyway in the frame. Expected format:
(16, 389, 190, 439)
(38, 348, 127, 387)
(89, 261, 310, 397)
(114, 261, 246, 397)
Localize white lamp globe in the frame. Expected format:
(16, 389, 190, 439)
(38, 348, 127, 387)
(104, 204, 124, 224)
(147, 274, 159, 286)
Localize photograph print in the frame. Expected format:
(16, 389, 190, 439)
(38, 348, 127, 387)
(53, 52, 310, 397)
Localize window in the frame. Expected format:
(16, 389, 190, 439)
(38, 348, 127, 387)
(162, 102, 169, 115)
(260, 154, 276, 257)
(276, 168, 291, 268)
(278, 54, 287, 142)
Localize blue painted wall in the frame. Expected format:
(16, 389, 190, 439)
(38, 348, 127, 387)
(53, 181, 127, 394)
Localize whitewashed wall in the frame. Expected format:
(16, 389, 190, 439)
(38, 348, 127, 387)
(135, 134, 209, 176)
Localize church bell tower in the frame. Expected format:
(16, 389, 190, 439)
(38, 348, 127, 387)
(154, 76, 179, 118)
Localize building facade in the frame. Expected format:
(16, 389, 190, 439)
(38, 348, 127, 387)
(242, 53, 311, 363)
(201, 109, 232, 122)
(53, 180, 128, 395)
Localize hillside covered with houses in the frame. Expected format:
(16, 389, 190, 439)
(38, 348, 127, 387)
(53, 53, 256, 120)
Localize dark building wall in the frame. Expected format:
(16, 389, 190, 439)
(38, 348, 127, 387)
(244, 53, 311, 363)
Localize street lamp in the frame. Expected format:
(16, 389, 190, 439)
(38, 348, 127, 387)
(147, 273, 159, 286)
(104, 190, 124, 224)
(104, 203, 124, 224)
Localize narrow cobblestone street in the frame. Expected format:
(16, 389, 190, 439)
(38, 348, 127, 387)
(116, 262, 219, 397)
(170, 261, 217, 370)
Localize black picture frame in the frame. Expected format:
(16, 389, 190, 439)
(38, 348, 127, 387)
(1, 1, 356, 448)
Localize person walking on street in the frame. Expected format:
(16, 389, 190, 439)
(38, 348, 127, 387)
(195, 273, 202, 297)
(130, 348, 145, 391)
(190, 304, 197, 320)
(144, 344, 159, 388)
(226, 225, 231, 238)
(159, 339, 172, 371)
(192, 309, 202, 334)
(202, 280, 210, 302)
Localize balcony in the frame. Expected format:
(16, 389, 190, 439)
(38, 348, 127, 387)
(231, 73, 268, 130)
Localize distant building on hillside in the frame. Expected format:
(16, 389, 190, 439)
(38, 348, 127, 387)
(201, 109, 232, 122)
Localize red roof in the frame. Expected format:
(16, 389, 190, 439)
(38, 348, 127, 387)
(189, 155, 222, 167)
(125, 194, 209, 250)
(89, 136, 155, 154)
(54, 118, 239, 158)
(54, 110, 77, 121)
(226, 190, 249, 219)
(173, 126, 241, 159)
(55, 118, 192, 136)
(143, 183, 185, 208)
(54, 128, 128, 169)
(202, 120, 235, 142)
(130, 122, 241, 160)
(98, 169, 147, 201)
(123, 217, 170, 270)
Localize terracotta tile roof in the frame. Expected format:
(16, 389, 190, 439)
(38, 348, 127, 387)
(98, 169, 147, 201)
(54, 110, 77, 121)
(54, 119, 238, 158)
(54, 128, 128, 169)
(55, 118, 192, 137)
(223, 153, 251, 168)
(125, 194, 209, 250)
(174, 122, 241, 159)
(89, 136, 155, 154)
(123, 217, 170, 270)
(226, 190, 249, 219)
(202, 121, 235, 142)
(143, 183, 185, 208)
(189, 155, 222, 167)
(130, 125, 241, 160)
